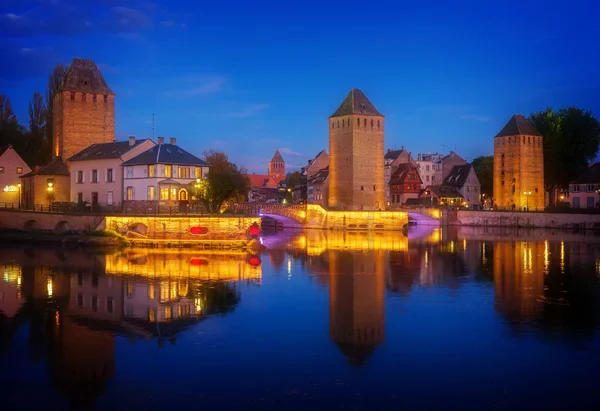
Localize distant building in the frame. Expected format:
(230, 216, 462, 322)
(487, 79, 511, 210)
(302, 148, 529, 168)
(493, 114, 544, 211)
(20, 158, 70, 209)
(389, 163, 422, 207)
(295, 150, 329, 204)
(248, 187, 286, 203)
(246, 150, 287, 189)
(307, 166, 329, 207)
(442, 164, 481, 207)
(53, 58, 115, 162)
(439, 151, 467, 182)
(0, 145, 31, 205)
(384, 147, 414, 203)
(120, 137, 209, 211)
(415, 152, 443, 188)
(419, 185, 464, 206)
(328, 89, 384, 210)
(67, 136, 155, 209)
(567, 163, 600, 209)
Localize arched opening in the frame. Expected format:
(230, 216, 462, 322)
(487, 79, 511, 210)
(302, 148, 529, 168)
(55, 220, 71, 233)
(128, 223, 148, 236)
(179, 189, 188, 201)
(24, 219, 37, 231)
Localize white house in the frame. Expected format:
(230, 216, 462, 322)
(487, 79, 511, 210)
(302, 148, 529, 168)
(120, 137, 210, 210)
(68, 136, 155, 209)
(0, 145, 31, 205)
(443, 164, 481, 207)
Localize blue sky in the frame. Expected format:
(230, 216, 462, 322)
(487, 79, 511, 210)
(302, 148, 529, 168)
(1, 0, 599, 173)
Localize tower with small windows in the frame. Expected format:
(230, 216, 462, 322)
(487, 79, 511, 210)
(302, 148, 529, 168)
(328, 88, 385, 210)
(493, 114, 544, 211)
(53, 58, 115, 161)
(268, 150, 285, 178)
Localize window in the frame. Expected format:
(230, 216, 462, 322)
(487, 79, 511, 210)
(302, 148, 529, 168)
(195, 167, 201, 179)
(164, 165, 172, 178)
(147, 185, 155, 200)
(91, 192, 98, 205)
(77, 170, 83, 183)
(149, 308, 156, 322)
(107, 191, 113, 206)
(572, 185, 580, 193)
(165, 306, 172, 321)
(573, 197, 580, 208)
(77, 272, 83, 285)
(149, 284, 155, 300)
(178, 166, 190, 179)
(377, 120, 380, 129)
(92, 296, 98, 311)
(107, 168, 113, 182)
(587, 197, 595, 208)
(92, 94, 97, 103)
(337, 120, 339, 128)
(104, 95, 108, 103)
(426, 175, 430, 182)
(170, 187, 177, 200)
(77, 293, 83, 307)
(107, 297, 114, 313)
(373, 185, 376, 191)
(148, 165, 155, 177)
(77, 192, 83, 204)
(160, 187, 169, 200)
(587, 185, 595, 193)
(127, 282, 133, 296)
(70, 92, 75, 100)
(126, 186, 133, 200)
(91, 169, 98, 183)
(371, 119, 374, 127)
(82, 93, 86, 102)
(331, 121, 334, 129)
(364, 119, 367, 127)
(126, 166, 133, 178)
(361, 185, 364, 191)
(16, 167, 23, 174)
(357, 118, 360, 127)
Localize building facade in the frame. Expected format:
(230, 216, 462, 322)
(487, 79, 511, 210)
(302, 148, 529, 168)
(567, 163, 600, 209)
(68, 137, 155, 209)
(53, 58, 115, 162)
(246, 150, 287, 190)
(0, 145, 31, 205)
(384, 147, 414, 203)
(389, 163, 422, 206)
(307, 166, 329, 207)
(20, 158, 70, 209)
(443, 164, 481, 207)
(415, 153, 443, 188)
(328, 89, 384, 210)
(419, 185, 464, 206)
(120, 137, 209, 210)
(493, 114, 544, 211)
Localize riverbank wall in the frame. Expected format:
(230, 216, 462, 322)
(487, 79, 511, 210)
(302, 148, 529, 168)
(446, 210, 600, 230)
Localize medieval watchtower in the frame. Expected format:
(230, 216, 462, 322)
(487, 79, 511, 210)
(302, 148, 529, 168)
(328, 89, 385, 210)
(268, 150, 285, 179)
(493, 114, 544, 211)
(53, 58, 115, 161)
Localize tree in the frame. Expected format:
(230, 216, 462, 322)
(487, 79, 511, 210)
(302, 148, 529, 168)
(46, 64, 67, 156)
(471, 155, 493, 198)
(0, 94, 28, 159)
(284, 171, 304, 202)
(0, 95, 17, 130)
(194, 150, 250, 213)
(529, 107, 600, 206)
(28, 91, 50, 166)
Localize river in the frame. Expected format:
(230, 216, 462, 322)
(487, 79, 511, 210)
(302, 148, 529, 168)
(1, 226, 599, 410)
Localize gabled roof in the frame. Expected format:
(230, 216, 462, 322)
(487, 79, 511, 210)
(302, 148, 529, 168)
(390, 163, 421, 185)
(308, 166, 329, 185)
(67, 139, 152, 162)
(495, 114, 542, 137)
(246, 174, 271, 188)
(570, 163, 600, 185)
(271, 150, 284, 163)
(20, 157, 70, 177)
(330, 88, 383, 118)
(61, 58, 114, 95)
(443, 164, 473, 187)
(121, 144, 209, 167)
(420, 185, 463, 199)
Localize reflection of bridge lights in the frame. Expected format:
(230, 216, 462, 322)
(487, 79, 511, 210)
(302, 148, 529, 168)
(249, 255, 261, 267)
(287, 259, 292, 275)
(47, 277, 53, 298)
(259, 213, 264, 216)
(194, 298, 203, 314)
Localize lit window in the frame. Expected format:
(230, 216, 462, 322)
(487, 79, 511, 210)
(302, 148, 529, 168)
(149, 284, 155, 300)
(195, 167, 201, 179)
(147, 185, 155, 200)
(178, 167, 190, 179)
(16, 167, 23, 174)
(149, 308, 156, 322)
(164, 165, 172, 178)
(165, 306, 172, 321)
(148, 165, 155, 177)
(160, 187, 169, 200)
(126, 186, 133, 200)
(127, 282, 133, 296)
(170, 187, 177, 200)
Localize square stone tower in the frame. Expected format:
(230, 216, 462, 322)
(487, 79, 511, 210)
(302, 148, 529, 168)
(53, 58, 115, 161)
(328, 89, 385, 210)
(493, 114, 544, 211)
(268, 150, 285, 178)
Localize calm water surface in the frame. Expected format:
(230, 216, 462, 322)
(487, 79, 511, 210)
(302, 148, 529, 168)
(1, 227, 600, 410)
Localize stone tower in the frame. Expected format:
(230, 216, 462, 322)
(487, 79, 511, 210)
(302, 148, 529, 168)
(53, 58, 115, 161)
(328, 89, 385, 210)
(493, 114, 544, 211)
(269, 150, 285, 177)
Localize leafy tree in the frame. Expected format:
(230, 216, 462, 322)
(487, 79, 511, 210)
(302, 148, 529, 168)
(193, 150, 250, 213)
(471, 155, 493, 198)
(46, 64, 67, 156)
(284, 171, 304, 202)
(28, 91, 50, 165)
(0, 95, 17, 129)
(0, 94, 29, 159)
(529, 108, 600, 206)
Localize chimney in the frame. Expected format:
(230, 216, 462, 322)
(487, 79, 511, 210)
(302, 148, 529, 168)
(170, 137, 176, 145)
(387, 148, 392, 154)
(157, 136, 164, 144)
(129, 136, 135, 147)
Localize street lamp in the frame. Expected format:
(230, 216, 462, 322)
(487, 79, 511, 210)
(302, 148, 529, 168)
(47, 178, 55, 209)
(523, 191, 532, 211)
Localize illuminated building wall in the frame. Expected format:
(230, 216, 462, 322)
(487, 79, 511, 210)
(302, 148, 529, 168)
(291, 230, 408, 257)
(105, 215, 261, 241)
(493, 240, 545, 320)
(329, 250, 386, 364)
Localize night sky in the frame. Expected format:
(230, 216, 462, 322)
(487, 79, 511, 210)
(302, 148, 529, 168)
(1, 0, 599, 172)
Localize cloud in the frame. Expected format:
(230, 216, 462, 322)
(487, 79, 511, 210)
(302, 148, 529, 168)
(279, 147, 302, 157)
(460, 114, 490, 122)
(107, 6, 152, 31)
(223, 103, 269, 118)
(161, 76, 227, 97)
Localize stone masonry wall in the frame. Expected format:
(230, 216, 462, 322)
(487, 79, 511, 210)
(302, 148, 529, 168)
(450, 210, 599, 230)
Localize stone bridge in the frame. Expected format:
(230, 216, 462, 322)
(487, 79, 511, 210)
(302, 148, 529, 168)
(229, 203, 440, 230)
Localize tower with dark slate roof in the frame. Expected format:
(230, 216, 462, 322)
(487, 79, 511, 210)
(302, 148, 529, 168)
(328, 88, 384, 210)
(493, 114, 544, 210)
(53, 58, 116, 162)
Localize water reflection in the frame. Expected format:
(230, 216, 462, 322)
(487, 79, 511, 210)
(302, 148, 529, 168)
(0, 227, 600, 409)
